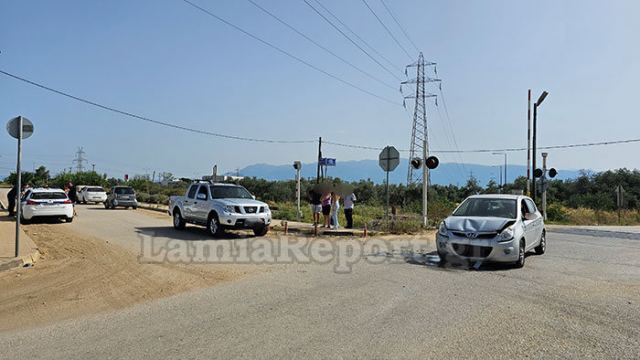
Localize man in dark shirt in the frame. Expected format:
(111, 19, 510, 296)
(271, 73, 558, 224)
(7, 184, 17, 217)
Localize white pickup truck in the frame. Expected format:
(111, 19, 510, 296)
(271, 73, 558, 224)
(168, 181, 271, 237)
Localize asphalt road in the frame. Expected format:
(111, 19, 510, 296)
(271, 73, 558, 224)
(1, 205, 638, 359)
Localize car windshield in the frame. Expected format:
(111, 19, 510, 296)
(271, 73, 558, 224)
(30, 192, 68, 200)
(452, 198, 517, 219)
(87, 187, 104, 192)
(209, 185, 253, 199)
(114, 187, 134, 195)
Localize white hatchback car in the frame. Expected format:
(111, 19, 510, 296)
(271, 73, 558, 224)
(20, 188, 74, 223)
(436, 194, 545, 268)
(78, 186, 108, 204)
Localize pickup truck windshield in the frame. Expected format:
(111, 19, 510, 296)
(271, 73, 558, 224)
(452, 198, 517, 219)
(209, 185, 253, 199)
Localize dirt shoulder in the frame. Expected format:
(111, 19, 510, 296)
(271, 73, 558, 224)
(0, 223, 259, 332)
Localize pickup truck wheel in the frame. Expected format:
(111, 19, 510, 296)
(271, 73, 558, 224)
(104, 202, 110, 209)
(208, 214, 224, 238)
(65, 216, 74, 223)
(535, 230, 546, 255)
(173, 210, 186, 230)
(253, 225, 269, 237)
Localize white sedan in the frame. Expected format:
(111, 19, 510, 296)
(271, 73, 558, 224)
(78, 186, 108, 204)
(20, 188, 74, 223)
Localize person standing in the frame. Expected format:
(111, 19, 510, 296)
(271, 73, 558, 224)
(343, 192, 357, 229)
(308, 189, 322, 226)
(67, 182, 77, 204)
(7, 183, 17, 217)
(321, 192, 331, 228)
(330, 192, 340, 230)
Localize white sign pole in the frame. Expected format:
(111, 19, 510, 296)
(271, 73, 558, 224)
(14, 116, 23, 258)
(422, 140, 428, 227)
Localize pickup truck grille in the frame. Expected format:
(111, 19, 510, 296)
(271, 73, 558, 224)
(244, 206, 258, 214)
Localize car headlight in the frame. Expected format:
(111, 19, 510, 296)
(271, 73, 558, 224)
(224, 205, 235, 213)
(438, 222, 448, 237)
(499, 226, 515, 242)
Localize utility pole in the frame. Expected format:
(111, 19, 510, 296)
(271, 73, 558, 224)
(294, 161, 302, 222)
(422, 140, 428, 227)
(316, 137, 322, 183)
(73, 147, 87, 173)
(532, 91, 548, 204)
(616, 185, 625, 225)
(542, 152, 548, 220)
(527, 89, 531, 196)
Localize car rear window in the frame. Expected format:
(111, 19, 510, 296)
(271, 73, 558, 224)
(30, 192, 68, 200)
(114, 187, 134, 195)
(87, 187, 104, 192)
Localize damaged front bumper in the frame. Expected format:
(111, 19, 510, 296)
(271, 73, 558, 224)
(436, 233, 519, 263)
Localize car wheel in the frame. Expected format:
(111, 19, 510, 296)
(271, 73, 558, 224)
(535, 230, 546, 255)
(514, 239, 526, 268)
(132, 206, 137, 210)
(65, 216, 73, 223)
(19, 214, 30, 224)
(253, 225, 269, 237)
(104, 202, 109, 209)
(207, 213, 224, 238)
(173, 210, 186, 230)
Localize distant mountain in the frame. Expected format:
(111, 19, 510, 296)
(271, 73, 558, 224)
(232, 159, 583, 186)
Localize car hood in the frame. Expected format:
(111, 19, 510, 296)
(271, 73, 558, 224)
(444, 216, 515, 232)
(215, 198, 267, 207)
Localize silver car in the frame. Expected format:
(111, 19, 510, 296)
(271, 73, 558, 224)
(436, 194, 546, 268)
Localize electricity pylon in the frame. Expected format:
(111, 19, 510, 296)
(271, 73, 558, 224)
(402, 52, 439, 185)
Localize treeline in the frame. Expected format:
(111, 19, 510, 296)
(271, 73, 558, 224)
(4, 166, 640, 213)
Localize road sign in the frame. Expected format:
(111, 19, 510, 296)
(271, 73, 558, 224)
(379, 146, 400, 172)
(319, 158, 336, 166)
(6, 116, 34, 139)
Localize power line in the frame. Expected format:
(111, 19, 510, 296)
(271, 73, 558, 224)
(4, 70, 639, 155)
(311, 0, 404, 74)
(0, 69, 316, 144)
(379, 0, 420, 53)
(324, 137, 640, 154)
(360, 0, 413, 60)
(302, 0, 402, 83)
(246, 0, 396, 90)
(179, 0, 400, 105)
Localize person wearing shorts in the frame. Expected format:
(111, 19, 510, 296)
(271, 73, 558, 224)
(309, 189, 322, 225)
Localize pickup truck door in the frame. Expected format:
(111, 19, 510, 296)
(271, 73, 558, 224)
(192, 185, 211, 222)
(183, 185, 199, 220)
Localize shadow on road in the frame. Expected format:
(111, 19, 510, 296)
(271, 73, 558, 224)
(135, 225, 254, 241)
(403, 250, 530, 272)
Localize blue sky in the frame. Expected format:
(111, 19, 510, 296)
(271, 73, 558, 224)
(1, 0, 639, 180)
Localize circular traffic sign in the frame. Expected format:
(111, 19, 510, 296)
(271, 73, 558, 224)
(379, 146, 400, 172)
(6, 116, 34, 139)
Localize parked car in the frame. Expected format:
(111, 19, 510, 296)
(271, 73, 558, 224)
(20, 188, 74, 223)
(436, 194, 545, 268)
(78, 186, 108, 204)
(104, 186, 138, 209)
(168, 181, 271, 237)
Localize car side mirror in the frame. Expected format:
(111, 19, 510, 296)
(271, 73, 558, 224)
(196, 193, 207, 201)
(252, 195, 256, 200)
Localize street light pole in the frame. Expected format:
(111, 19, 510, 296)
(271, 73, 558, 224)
(532, 91, 548, 204)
